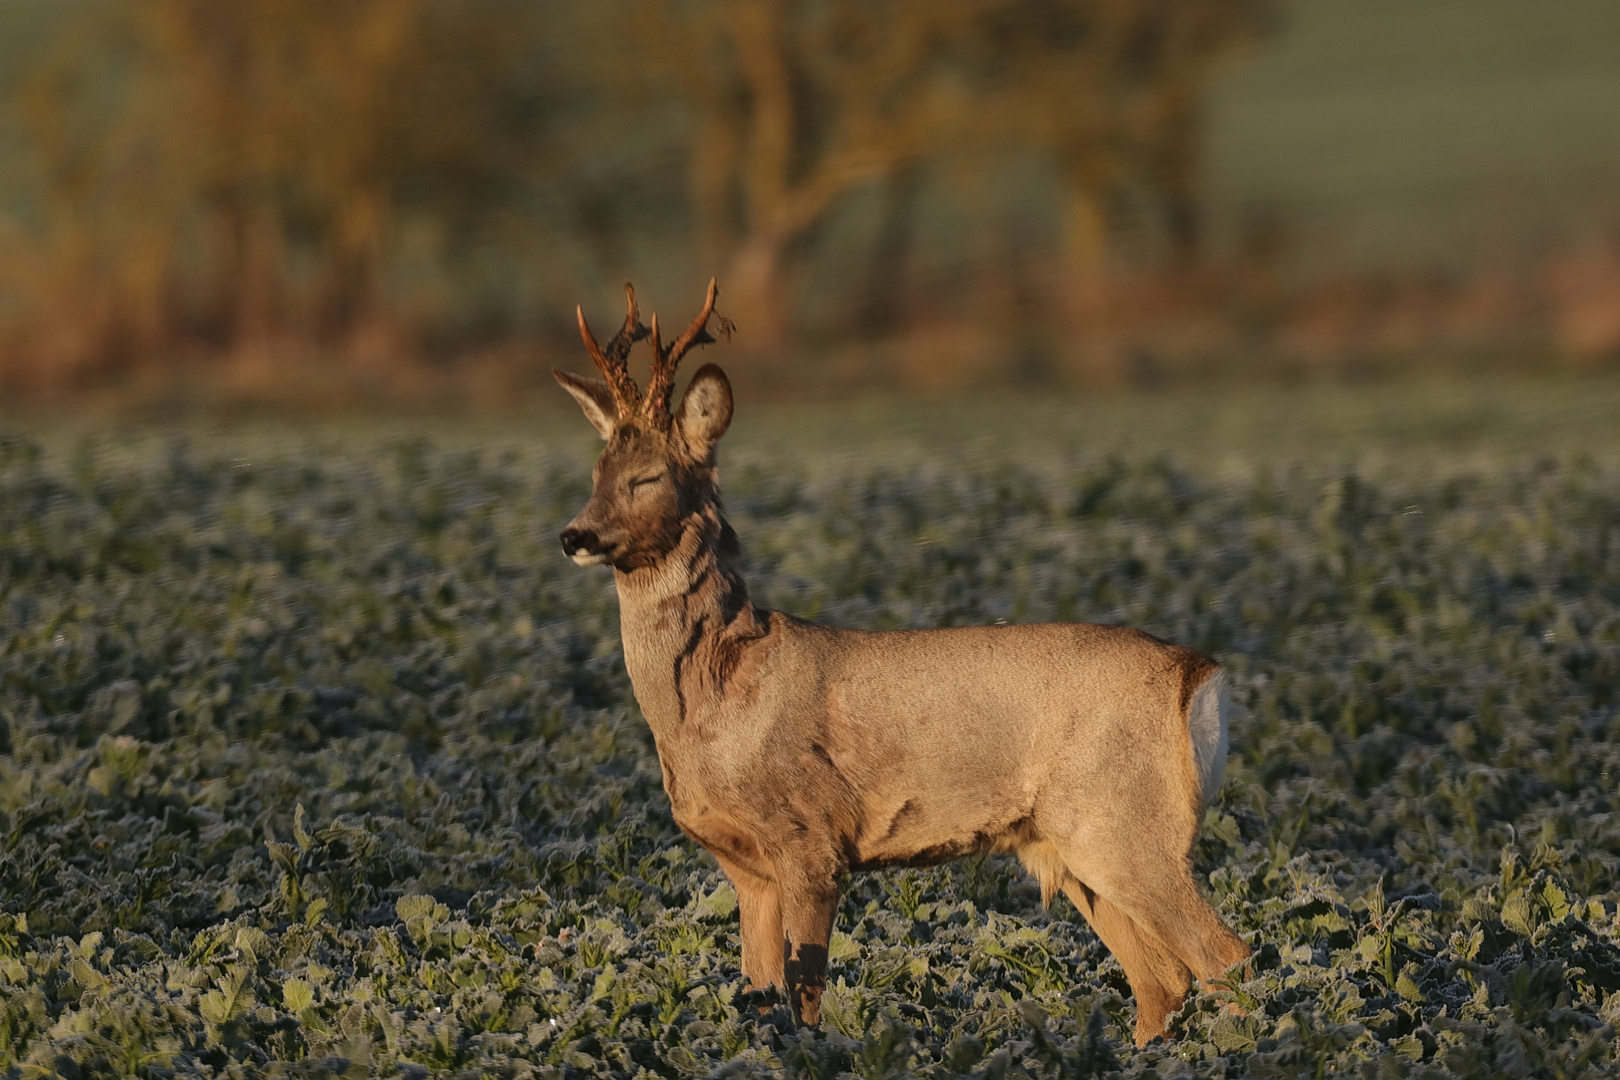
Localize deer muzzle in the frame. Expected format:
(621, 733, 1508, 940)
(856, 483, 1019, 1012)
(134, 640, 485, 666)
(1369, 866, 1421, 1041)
(559, 526, 610, 566)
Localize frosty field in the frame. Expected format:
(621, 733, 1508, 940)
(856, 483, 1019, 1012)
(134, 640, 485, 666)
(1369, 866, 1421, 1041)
(3, 379, 1620, 1078)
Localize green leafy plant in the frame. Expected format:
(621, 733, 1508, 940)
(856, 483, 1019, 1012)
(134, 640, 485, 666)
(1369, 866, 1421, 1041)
(2, 407, 1620, 1076)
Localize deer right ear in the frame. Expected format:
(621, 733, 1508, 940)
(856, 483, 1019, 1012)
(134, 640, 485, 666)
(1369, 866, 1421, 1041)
(553, 368, 618, 439)
(677, 363, 733, 457)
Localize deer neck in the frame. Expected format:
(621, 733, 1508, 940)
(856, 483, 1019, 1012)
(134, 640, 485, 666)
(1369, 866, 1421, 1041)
(612, 505, 766, 739)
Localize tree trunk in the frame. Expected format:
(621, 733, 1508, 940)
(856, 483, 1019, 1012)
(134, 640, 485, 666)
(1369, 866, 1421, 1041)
(1061, 177, 1110, 321)
(1147, 85, 1203, 264)
(1059, 169, 1124, 385)
(230, 198, 286, 352)
(724, 230, 793, 348)
(854, 166, 920, 337)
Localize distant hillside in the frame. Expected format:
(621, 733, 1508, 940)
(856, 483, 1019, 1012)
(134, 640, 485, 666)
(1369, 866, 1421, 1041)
(1205, 0, 1620, 270)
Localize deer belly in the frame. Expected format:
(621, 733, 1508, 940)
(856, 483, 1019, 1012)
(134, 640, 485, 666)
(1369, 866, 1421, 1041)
(848, 792, 1033, 871)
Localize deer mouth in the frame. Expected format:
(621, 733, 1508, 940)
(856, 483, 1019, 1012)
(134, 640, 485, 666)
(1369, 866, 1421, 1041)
(560, 526, 616, 567)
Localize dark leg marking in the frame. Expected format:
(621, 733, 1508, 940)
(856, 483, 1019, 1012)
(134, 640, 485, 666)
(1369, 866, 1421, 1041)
(783, 939, 829, 1025)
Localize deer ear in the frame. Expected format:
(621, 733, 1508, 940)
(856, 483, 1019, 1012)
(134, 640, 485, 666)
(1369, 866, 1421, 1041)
(677, 364, 733, 457)
(553, 368, 618, 439)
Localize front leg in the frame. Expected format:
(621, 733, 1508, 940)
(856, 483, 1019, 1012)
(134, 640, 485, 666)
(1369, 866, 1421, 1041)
(776, 862, 841, 1026)
(713, 854, 783, 991)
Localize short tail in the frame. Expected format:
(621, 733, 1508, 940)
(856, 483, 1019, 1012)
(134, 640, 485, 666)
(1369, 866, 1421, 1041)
(1186, 668, 1230, 808)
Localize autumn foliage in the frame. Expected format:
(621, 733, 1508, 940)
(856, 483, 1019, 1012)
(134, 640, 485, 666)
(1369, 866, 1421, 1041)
(0, 0, 1612, 404)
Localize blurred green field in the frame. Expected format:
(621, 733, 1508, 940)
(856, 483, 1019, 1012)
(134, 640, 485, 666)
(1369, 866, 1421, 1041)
(3, 376, 1620, 1076)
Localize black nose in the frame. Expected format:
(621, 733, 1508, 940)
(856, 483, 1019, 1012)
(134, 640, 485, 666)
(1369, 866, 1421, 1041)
(560, 527, 601, 557)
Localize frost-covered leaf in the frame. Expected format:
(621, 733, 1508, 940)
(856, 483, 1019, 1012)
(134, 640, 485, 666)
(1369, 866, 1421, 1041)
(4, 415, 1620, 1078)
(693, 884, 737, 920)
(283, 977, 314, 1012)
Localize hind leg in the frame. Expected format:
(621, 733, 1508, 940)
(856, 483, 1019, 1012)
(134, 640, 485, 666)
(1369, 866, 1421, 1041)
(1118, 872, 1249, 987)
(774, 854, 841, 1026)
(1057, 837, 1249, 990)
(1063, 879, 1192, 1046)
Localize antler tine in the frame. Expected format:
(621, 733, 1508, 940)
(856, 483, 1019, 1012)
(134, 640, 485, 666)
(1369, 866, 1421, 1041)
(649, 311, 665, 362)
(640, 277, 720, 420)
(603, 282, 651, 365)
(667, 277, 720, 367)
(576, 302, 639, 415)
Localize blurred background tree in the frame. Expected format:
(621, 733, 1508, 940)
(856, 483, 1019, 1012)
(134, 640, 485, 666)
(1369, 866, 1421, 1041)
(0, 0, 1615, 407)
(629, 0, 1264, 349)
(4, 0, 562, 391)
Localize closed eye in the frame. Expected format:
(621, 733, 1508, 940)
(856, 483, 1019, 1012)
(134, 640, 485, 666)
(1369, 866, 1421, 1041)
(629, 474, 663, 491)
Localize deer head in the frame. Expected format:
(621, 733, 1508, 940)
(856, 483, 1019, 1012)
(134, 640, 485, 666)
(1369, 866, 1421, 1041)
(553, 279, 733, 571)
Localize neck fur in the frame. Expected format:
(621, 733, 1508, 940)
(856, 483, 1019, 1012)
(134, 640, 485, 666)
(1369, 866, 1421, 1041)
(613, 504, 767, 736)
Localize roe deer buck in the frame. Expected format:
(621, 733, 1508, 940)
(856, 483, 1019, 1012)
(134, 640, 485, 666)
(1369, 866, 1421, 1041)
(553, 279, 1249, 1046)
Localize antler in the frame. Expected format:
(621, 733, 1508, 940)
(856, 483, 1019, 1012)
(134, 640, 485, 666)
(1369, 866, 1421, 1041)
(576, 283, 650, 415)
(640, 277, 721, 421)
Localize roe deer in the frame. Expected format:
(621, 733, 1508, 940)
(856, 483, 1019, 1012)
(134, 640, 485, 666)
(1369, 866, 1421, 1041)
(553, 279, 1250, 1046)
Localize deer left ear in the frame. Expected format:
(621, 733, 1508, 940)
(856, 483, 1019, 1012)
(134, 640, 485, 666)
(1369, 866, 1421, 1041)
(677, 364, 733, 457)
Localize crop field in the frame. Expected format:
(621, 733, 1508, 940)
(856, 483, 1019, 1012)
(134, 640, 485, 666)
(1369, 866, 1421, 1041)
(3, 378, 1620, 1078)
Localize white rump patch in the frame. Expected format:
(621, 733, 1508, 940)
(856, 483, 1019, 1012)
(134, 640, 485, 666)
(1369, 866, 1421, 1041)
(1187, 669, 1230, 808)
